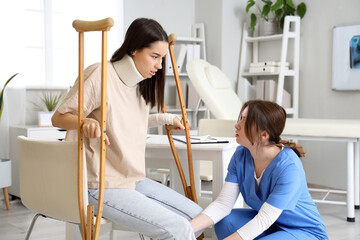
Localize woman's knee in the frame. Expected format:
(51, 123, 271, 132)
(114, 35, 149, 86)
(163, 215, 195, 240)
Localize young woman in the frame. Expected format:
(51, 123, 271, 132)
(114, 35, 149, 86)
(52, 18, 202, 239)
(190, 100, 328, 240)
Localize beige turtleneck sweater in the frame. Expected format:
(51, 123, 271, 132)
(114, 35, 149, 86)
(57, 55, 171, 189)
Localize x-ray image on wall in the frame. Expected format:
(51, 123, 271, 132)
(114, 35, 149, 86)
(350, 35, 360, 69)
(332, 24, 360, 90)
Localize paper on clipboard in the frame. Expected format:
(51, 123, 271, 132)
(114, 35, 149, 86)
(172, 135, 229, 144)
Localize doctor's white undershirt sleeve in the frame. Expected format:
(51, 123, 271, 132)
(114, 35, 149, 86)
(237, 202, 283, 240)
(202, 181, 240, 224)
(148, 113, 180, 128)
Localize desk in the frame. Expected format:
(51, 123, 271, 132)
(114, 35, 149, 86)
(145, 134, 238, 203)
(283, 118, 360, 222)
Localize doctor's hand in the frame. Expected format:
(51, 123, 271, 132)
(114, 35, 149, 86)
(82, 118, 110, 145)
(224, 232, 243, 240)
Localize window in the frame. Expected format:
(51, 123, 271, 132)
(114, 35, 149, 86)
(0, 0, 123, 88)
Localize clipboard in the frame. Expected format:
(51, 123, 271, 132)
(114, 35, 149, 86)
(172, 135, 229, 144)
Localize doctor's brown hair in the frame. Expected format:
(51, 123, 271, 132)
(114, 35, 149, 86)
(111, 18, 168, 112)
(240, 100, 305, 158)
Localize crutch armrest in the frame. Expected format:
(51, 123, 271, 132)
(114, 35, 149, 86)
(168, 33, 177, 45)
(73, 17, 114, 32)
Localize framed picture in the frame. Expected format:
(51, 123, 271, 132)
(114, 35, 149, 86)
(332, 24, 360, 90)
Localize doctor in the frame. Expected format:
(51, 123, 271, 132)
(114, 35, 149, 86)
(190, 100, 328, 240)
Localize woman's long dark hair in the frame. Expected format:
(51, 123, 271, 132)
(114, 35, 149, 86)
(240, 100, 305, 158)
(111, 18, 168, 111)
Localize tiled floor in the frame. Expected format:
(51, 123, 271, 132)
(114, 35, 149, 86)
(1, 189, 360, 240)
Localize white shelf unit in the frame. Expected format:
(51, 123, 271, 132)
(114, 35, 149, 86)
(163, 23, 209, 128)
(166, 23, 207, 77)
(238, 16, 300, 118)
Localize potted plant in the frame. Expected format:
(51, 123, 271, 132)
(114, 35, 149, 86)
(34, 91, 64, 127)
(246, 0, 306, 34)
(0, 73, 18, 211)
(0, 73, 18, 120)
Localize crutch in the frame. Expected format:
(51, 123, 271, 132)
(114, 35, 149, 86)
(166, 34, 204, 240)
(72, 17, 114, 240)
(164, 33, 198, 204)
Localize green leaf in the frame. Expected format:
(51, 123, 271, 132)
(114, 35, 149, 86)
(279, 16, 285, 30)
(262, 0, 272, 5)
(246, 0, 255, 13)
(250, 13, 257, 31)
(297, 3, 307, 18)
(262, 4, 271, 19)
(274, 9, 283, 21)
(40, 91, 64, 112)
(271, 0, 283, 11)
(284, 4, 295, 16)
(0, 73, 18, 120)
(285, 0, 295, 9)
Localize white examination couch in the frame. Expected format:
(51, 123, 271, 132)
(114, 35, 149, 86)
(187, 59, 360, 222)
(283, 118, 360, 222)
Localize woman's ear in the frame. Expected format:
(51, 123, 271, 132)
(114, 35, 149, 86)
(260, 130, 269, 143)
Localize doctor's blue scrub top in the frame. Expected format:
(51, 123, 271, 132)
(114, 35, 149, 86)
(226, 146, 328, 239)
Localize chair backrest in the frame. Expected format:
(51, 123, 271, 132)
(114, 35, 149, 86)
(186, 59, 242, 120)
(198, 119, 237, 137)
(17, 136, 88, 224)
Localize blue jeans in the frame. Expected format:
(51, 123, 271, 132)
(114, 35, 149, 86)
(88, 178, 203, 240)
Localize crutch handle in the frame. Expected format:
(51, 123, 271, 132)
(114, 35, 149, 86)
(168, 33, 177, 45)
(73, 17, 114, 32)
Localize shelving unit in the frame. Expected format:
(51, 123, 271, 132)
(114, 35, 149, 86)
(166, 23, 207, 77)
(238, 16, 300, 118)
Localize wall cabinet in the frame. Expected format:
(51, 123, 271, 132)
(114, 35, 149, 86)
(8, 126, 66, 197)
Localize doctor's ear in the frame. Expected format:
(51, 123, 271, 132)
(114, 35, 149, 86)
(259, 131, 269, 142)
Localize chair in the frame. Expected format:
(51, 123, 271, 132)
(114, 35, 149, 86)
(198, 119, 237, 138)
(17, 136, 142, 240)
(186, 59, 242, 120)
(197, 119, 237, 195)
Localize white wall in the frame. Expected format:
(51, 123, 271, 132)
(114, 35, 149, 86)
(194, 0, 246, 90)
(296, 0, 360, 189)
(196, 0, 360, 189)
(218, 0, 360, 190)
(123, 0, 195, 37)
(194, 0, 222, 67)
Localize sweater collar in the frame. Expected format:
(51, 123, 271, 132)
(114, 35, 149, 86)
(112, 54, 145, 87)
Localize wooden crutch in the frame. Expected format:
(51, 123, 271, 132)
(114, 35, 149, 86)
(164, 33, 198, 203)
(72, 17, 114, 240)
(166, 34, 204, 240)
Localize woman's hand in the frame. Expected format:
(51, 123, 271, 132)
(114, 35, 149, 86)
(82, 118, 110, 145)
(172, 116, 185, 130)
